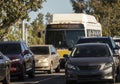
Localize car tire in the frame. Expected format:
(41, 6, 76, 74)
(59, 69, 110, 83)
(110, 71, 116, 83)
(2, 66, 10, 84)
(66, 80, 73, 84)
(28, 63, 35, 78)
(55, 64, 60, 73)
(115, 66, 120, 82)
(48, 63, 53, 74)
(116, 73, 120, 82)
(18, 65, 26, 80)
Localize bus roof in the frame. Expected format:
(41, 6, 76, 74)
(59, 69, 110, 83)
(51, 13, 98, 24)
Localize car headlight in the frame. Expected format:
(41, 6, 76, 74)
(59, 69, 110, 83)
(11, 59, 20, 62)
(67, 64, 76, 70)
(103, 63, 113, 69)
(42, 58, 49, 62)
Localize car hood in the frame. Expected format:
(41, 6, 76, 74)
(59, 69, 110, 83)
(68, 57, 113, 65)
(34, 55, 50, 60)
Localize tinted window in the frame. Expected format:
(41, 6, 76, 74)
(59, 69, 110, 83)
(77, 38, 113, 49)
(71, 45, 110, 57)
(0, 44, 21, 54)
(30, 46, 49, 55)
(46, 30, 85, 49)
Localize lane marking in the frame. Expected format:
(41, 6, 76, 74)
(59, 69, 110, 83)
(37, 75, 60, 83)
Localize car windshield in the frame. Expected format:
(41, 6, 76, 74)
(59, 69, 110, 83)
(0, 44, 21, 54)
(71, 44, 111, 57)
(30, 46, 49, 55)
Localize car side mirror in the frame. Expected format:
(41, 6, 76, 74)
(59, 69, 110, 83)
(23, 50, 29, 55)
(68, 47, 73, 51)
(113, 50, 119, 57)
(51, 52, 55, 55)
(114, 53, 119, 57)
(0, 54, 3, 59)
(115, 45, 120, 49)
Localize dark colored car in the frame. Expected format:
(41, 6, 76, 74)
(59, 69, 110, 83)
(0, 41, 35, 80)
(0, 51, 11, 84)
(64, 43, 119, 84)
(76, 36, 119, 54)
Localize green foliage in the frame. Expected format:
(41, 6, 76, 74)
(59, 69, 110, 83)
(0, 0, 46, 40)
(45, 12, 52, 24)
(28, 13, 45, 45)
(70, 0, 90, 13)
(0, 29, 9, 41)
(70, 0, 120, 37)
(0, 22, 22, 42)
(90, 0, 120, 36)
(6, 24, 21, 41)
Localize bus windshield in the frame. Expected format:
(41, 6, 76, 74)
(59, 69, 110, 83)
(45, 30, 85, 49)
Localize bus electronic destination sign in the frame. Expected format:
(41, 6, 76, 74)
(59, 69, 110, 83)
(47, 24, 84, 29)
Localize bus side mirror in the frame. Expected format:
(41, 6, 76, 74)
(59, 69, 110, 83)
(38, 32, 41, 38)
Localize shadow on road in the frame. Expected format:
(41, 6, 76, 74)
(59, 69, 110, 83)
(10, 69, 65, 84)
(10, 69, 120, 84)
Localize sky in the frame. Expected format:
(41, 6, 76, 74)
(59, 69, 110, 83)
(28, 0, 74, 23)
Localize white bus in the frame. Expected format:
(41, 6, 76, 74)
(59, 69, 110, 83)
(44, 13, 102, 67)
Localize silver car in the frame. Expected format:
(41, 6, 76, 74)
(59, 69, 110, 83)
(30, 45, 60, 74)
(0, 52, 11, 84)
(64, 43, 119, 84)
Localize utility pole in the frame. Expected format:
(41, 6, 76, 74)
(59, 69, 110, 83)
(21, 20, 25, 41)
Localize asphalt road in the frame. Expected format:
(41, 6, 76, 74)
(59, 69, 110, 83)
(9, 69, 65, 84)
(1, 69, 120, 84)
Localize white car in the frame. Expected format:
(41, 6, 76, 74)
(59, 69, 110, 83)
(30, 45, 60, 74)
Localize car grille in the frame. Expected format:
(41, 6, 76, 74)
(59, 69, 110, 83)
(78, 65, 100, 70)
(77, 74, 103, 80)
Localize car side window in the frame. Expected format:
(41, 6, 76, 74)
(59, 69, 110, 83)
(21, 43, 25, 52)
(110, 37, 116, 48)
(23, 42, 28, 50)
(0, 52, 3, 58)
(50, 46, 56, 55)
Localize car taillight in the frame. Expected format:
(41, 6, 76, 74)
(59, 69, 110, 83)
(10, 62, 21, 72)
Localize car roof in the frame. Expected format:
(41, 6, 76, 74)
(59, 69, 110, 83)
(75, 43, 108, 47)
(0, 41, 24, 44)
(79, 36, 111, 39)
(30, 44, 53, 47)
(76, 36, 112, 44)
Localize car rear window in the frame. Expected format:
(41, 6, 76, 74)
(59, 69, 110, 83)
(71, 45, 111, 57)
(77, 38, 112, 49)
(0, 44, 21, 54)
(30, 46, 49, 55)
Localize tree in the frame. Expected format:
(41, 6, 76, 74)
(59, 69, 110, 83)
(0, 0, 46, 40)
(70, 0, 120, 36)
(70, 0, 90, 13)
(90, 0, 120, 36)
(45, 12, 52, 24)
(5, 23, 21, 41)
(28, 13, 45, 45)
